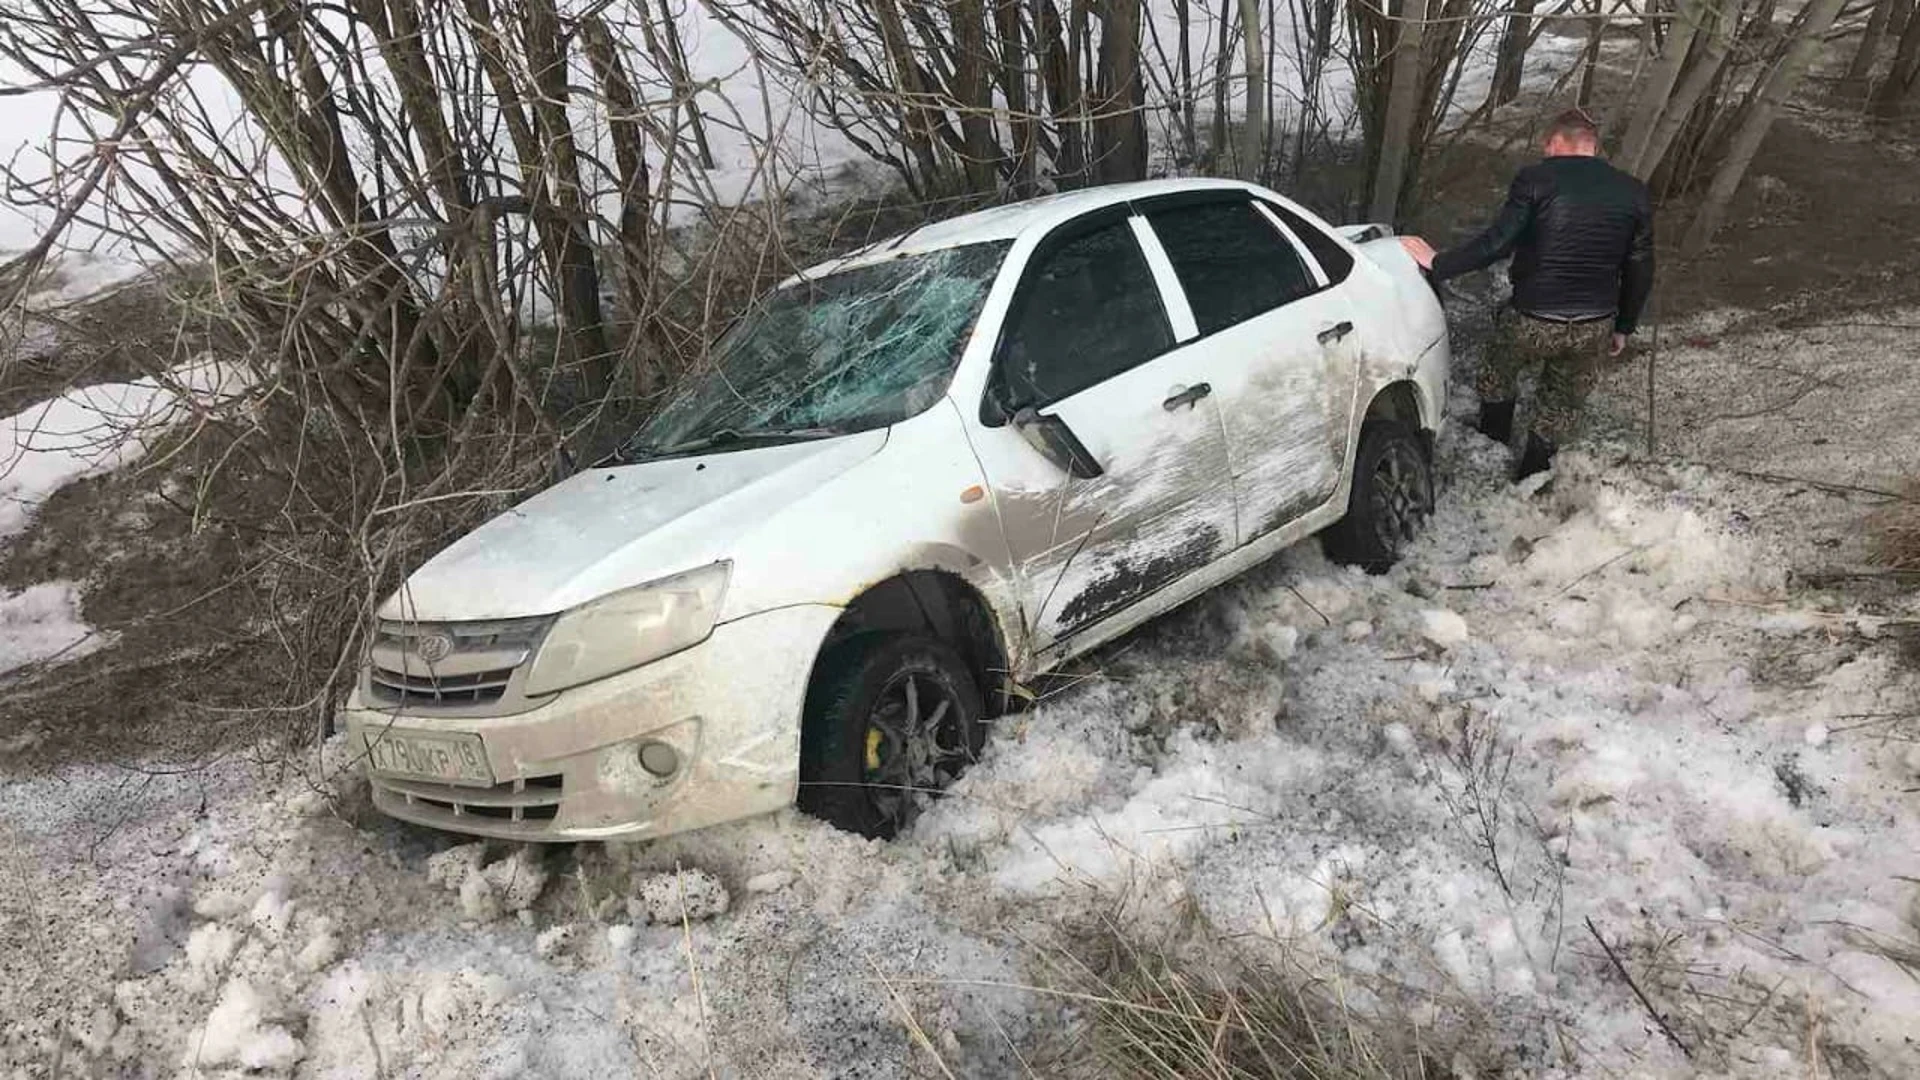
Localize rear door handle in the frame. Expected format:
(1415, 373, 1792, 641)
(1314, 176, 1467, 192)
(1317, 320, 1354, 345)
(1162, 382, 1212, 411)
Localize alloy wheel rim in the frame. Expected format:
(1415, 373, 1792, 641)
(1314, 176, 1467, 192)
(1368, 443, 1433, 556)
(863, 670, 970, 831)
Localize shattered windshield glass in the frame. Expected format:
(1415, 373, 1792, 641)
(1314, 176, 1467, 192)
(628, 240, 1011, 457)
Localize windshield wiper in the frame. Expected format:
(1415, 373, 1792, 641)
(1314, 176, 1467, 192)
(620, 425, 845, 462)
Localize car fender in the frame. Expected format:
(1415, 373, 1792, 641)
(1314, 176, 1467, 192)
(714, 400, 1029, 669)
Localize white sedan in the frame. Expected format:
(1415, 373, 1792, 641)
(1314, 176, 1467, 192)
(343, 177, 1450, 842)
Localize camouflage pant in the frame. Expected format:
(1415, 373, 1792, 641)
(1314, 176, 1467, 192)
(1475, 309, 1611, 445)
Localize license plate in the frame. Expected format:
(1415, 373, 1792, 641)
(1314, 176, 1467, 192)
(362, 729, 493, 786)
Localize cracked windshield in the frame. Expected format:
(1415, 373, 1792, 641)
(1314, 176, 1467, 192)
(630, 240, 1011, 456)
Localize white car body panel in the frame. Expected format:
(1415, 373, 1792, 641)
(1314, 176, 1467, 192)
(966, 330, 1239, 651)
(343, 179, 1452, 841)
(380, 432, 889, 622)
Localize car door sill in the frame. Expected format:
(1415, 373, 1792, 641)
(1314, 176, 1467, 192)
(1035, 493, 1350, 673)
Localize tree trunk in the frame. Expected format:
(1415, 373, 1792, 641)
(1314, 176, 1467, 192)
(1684, 0, 1847, 254)
(1092, 0, 1147, 182)
(522, 0, 614, 398)
(1846, 0, 1896, 87)
(579, 16, 655, 369)
(1633, 0, 1735, 180)
(1578, 0, 1605, 105)
(655, 0, 714, 169)
(1213, 0, 1234, 165)
(1237, 0, 1266, 179)
(1872, 0, 1920, 116)
(1895, 0, 1918, 40)
(1619, 0, 1704, 173)
(994, 0, 1039, 195)
(1034, 0, 1087, 186)
(1175, 0, 1196, 162)
(873, 0, 945, 191)
(952, 0, 1001, 193)
(1370, 0, 1428, 221)
(1292, 0, 1336, 184)
(1490, 0, 1539, 106)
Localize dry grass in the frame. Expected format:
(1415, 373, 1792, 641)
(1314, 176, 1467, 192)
(1032, 923, 1475, 1080)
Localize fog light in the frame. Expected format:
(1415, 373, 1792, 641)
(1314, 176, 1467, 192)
(637, 741, 679, 778)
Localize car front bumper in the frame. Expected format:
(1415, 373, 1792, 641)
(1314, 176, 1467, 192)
(341, 604, 841, 842)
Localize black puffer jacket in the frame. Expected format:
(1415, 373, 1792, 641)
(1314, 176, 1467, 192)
(1431, 155, 1655, 334)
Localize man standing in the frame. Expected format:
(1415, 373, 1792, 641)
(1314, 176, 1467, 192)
(1400, 109, 1654, 480)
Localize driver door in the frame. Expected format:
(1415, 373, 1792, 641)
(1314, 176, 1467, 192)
(964, 210, 1238, 652)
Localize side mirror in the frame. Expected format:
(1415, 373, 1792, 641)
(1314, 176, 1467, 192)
(1012, 407, 1103, 479)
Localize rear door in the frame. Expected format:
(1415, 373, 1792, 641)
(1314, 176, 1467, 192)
(1135, 194, 1360, 542)
(966, 210, 1238, 649)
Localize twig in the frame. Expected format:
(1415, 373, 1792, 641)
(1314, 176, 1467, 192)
(865, 956, 959, 1080)
(1285, 583, 1331, 626)
(675, 866, 719, 1080)
(1553, 545, 1644, 597)
(1718, 469, 1911, 503)
(1584, 916, 1691, 1058)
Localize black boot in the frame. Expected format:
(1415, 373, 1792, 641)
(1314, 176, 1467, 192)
(1476, 400, 1516, 445)
(1515, 432, 1557, 483)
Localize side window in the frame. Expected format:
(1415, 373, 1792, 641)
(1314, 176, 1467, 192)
(1263, 201, 1356, 284)
(998, 219, 1173, 408)
(1146, 200, 1317, 336)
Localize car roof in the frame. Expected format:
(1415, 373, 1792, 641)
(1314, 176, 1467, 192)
(787, 177, 1265, 283)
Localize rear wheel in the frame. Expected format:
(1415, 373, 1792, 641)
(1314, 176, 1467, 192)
(797, 634, 985, 839)
(1322, 419, 1434, 573)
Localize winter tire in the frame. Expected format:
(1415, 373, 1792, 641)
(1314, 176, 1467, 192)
(797, 634, 986, 839)
(1322, 418, 1435, 573)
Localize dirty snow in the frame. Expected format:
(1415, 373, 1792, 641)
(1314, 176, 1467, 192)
(5, 346, 1918, 1074)
(5, 24, 1917, 1076)
(0, 580, 107, 675)
(2, 357, 249, 542)
(0, 358, 248, 680)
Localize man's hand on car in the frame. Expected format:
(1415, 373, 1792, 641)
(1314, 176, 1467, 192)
(1399, 235, 1437, 270)
(1609, 332, 1628, 358)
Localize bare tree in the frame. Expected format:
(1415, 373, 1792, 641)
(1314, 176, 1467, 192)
(1490, 0, 1542, 106)
(0, 0, 814, 738)
(1092, 0, 1149, 181)
(1845, 0, 1902, 88)
(1237, 0, 1268, 177)
(1621, 0, 1739, 181)
(1368, 0, 1430, 221)
(1872, 0, 1920, 115)
(1619, 0, 1709, 172)
(1684, 0, 1849, 252)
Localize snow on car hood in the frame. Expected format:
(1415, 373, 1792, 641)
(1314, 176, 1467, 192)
(380, 430, 888, 621)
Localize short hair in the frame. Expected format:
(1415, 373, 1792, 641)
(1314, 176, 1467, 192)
(1544, 108, 1601, 146)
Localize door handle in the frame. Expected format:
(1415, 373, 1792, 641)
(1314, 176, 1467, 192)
(1317, 320, 1354, 345)
(1162, 382, 1212, 411)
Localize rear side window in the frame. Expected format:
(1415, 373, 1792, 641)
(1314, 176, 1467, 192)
(997, 220, 1173, 408)
(1146, 201, 1316, 336)
(1262, 201, 1356, 284)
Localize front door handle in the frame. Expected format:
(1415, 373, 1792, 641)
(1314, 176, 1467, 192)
(1162, 382, 1212, 411)
(1317, 320, 1354, 345)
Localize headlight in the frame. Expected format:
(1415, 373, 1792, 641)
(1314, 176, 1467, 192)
(523, 562, 731, 696)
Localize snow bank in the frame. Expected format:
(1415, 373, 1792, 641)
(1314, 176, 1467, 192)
(5, 365, 1917, 1077)
(0, 580, 107, 674)
(1, 357, 249, 542)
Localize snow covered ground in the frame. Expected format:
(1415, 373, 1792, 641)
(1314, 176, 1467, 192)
(4, 307, 1917, 1077)
(0, 358, 246, 677)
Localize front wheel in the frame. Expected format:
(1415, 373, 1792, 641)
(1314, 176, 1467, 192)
(1321, 419, 1435, 573)
(797, 635, 986, 839)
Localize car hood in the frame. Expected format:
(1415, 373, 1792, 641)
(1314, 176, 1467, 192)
(380, 430, 888, 622)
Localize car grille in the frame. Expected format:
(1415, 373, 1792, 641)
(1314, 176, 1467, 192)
(364, 617, 548, 714)
(375, 773, 564, 824)
(368, 664, 519, 706)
